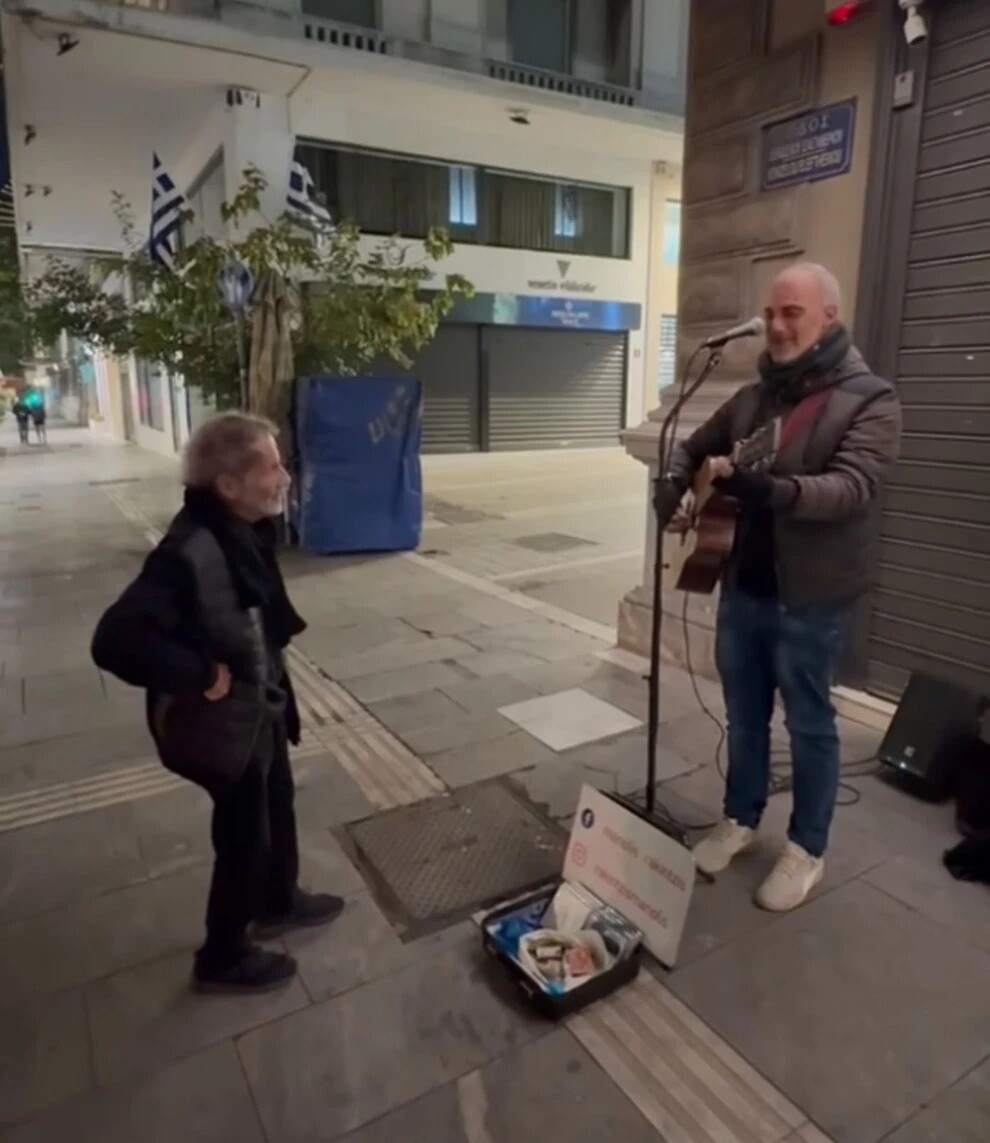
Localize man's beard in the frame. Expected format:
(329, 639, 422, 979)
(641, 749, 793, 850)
(768, 342, 799, 362)
(260, 493, 286, 518)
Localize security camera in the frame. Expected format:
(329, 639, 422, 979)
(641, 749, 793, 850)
(899, 0, 927, 45)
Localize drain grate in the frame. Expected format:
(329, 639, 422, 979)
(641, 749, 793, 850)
(513, 532, 597, 553)
(344, 781, 565, 935)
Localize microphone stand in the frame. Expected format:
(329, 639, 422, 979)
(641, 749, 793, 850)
(612, 345, 724, 847)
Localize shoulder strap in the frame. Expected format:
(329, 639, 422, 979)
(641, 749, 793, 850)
(779, 388, 832, 453)
(835, 371, 891, 400)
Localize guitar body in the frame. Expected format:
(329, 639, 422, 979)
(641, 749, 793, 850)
(663, 418, 781, 596)
(664, 463, 741, 594)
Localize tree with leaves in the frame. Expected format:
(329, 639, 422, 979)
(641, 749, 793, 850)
(24, 168, 474, 414)
(0, 228, 33, 377)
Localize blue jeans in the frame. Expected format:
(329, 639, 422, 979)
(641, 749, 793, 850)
(714, 589, 848, 857)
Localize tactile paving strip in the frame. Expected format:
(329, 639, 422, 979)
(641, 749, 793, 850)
(345, 781, 565, 930)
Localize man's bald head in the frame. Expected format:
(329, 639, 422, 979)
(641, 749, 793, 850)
(763, 262, 841, 364)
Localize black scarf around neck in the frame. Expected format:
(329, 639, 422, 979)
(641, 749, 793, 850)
(183, 487, 306, 649)
(757, 322, 851, 403)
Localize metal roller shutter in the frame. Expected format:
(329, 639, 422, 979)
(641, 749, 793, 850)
(866, 0, 990, 699)
(486, 328, 627, 451)
(369, 325, 481, 454)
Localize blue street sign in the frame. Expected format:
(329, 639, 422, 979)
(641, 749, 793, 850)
(217, 261, 254, 311)
(760, 99, 858, 192)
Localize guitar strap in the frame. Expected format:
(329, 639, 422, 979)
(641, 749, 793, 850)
(777, 388, 832, 454)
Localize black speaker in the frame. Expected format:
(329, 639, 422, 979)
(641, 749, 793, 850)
(878, 672, 986, 802)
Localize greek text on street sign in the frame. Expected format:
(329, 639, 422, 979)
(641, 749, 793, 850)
(760, 99, 857, 192)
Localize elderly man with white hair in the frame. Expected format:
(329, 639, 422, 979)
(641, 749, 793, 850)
(655, 262, 902, 912)
(93, 412, 342, 993)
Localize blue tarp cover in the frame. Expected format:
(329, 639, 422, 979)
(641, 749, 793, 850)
(293, 375, 423, 555)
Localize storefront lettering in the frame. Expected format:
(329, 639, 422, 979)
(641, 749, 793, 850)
(527, 278, 597, 294)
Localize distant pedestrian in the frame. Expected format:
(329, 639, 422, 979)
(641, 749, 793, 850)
(12, 397, 30, 444)
(92, 412, 343, 994)
(30, 400, 46, 445)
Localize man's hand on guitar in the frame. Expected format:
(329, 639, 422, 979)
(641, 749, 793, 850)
(708, 456, 736, 480)
(712, 464, 790, 508)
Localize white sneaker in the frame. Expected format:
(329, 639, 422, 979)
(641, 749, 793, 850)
(692, 819, 756, 876)
(755, 841, 824, 912)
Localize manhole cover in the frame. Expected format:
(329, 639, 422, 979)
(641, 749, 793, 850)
(343, 781, 565, 936)
(513, 532, 597, 553)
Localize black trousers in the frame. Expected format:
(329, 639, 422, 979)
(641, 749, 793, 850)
(201, 716, 300, 966)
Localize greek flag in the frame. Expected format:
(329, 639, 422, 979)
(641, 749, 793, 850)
(150, 152, 184, 270)
(287, 147, 331, 226)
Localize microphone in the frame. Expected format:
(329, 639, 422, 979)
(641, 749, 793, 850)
(701, 316, 766, 350)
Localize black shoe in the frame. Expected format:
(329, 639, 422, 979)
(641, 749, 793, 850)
(255, 890, 346, 939)
(193, 946, 298, 995)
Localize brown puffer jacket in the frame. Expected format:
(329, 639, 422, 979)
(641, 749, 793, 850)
(667, 346, 902, 608)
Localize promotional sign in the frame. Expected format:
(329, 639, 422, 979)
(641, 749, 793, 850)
(760, 99, 857, 192)
(444, 291, 642, 332)
(563, 785, 696, 967)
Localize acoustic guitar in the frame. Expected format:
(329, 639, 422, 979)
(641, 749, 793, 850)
(663, 420, 780, 595)
(662, 386, 832, 595)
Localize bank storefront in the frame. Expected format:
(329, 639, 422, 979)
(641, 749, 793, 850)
(375, 292, 641, 454)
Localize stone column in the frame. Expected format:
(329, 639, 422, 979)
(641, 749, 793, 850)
(222, 89, 294, 233)
(616, 0, 881, 677)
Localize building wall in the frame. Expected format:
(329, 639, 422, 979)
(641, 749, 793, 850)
(617, 0, 882, 671)
(296, 0, 689, 108)
(186, 85, 674, 429)
(130, 361, 182, 458)
(3, 0, 684, 454)
(641, 0, 689, 114)
(640, 161, 681, 418)
(676, 0, 878, 429)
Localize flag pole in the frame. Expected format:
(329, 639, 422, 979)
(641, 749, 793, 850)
(235, 309, 248, 411)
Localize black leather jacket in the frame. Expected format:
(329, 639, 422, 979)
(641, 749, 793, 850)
(92, 509, 302, 774)
(664, 348, 901, 608)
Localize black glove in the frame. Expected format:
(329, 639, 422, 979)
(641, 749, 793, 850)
(713, 469, 798, 509)
(653, 478, 686, 528)
(712, 469, 774, 505)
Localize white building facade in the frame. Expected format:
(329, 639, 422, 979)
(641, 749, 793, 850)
(2, 0, 686, 456)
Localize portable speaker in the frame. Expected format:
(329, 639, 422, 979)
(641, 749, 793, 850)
(877, 672, 986, 802)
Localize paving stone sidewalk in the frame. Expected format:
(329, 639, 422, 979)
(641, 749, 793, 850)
(1, 426, 987, 1143)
